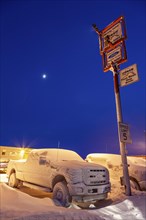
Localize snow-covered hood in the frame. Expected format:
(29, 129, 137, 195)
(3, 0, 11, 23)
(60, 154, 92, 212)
(50, 160, 109, 185)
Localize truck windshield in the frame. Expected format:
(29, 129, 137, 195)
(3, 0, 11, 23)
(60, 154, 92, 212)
(53, 149, 84, 162)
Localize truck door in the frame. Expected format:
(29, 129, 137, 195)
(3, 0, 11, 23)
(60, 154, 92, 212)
(23, 151, 53, 187)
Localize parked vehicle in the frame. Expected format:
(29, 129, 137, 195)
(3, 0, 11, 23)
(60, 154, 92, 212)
(0, 161, 8, 173)
(86, 153, 146, 191)
(0, 146, 32, 173)
(7, 148, 111, 208)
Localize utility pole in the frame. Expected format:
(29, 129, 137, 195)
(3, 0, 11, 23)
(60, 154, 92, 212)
(110, 63, 131, 196)
(92, 16, 133, 196)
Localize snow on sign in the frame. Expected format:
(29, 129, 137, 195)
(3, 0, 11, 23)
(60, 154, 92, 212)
(120, 64, 139, 87)
(119, 122, 132, 144)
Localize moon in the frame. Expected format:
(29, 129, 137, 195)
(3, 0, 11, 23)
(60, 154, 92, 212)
(42, 73, 47, 79)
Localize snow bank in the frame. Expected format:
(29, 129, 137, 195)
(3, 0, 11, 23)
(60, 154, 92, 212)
(0, 183, 103, 220)
(90, 194, 146, 220)
(0, 173, 8, 183)
(1, 182, 146, 220)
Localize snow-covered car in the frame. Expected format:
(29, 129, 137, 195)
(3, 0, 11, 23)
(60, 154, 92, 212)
(6, 149, 111, 208)
(86, 153, 146, 191)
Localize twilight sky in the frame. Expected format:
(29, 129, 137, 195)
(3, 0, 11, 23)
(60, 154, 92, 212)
(0, 0, 146, 158)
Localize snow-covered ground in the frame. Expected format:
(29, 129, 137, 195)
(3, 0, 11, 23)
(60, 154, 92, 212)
(0, 155, 146, 220)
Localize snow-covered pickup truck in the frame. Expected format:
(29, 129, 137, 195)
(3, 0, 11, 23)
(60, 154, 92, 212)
(7, 148, 111, 208)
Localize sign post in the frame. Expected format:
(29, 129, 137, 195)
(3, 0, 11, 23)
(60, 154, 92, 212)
(92, 16, 133, 196)
(111, 63, 131, 196)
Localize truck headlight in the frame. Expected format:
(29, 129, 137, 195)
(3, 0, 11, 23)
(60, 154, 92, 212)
(76, 187, 83, 193)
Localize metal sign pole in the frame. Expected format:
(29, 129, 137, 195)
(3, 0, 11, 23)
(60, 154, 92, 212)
(92, 16, 133, 196)
(111, 63, 131, 196)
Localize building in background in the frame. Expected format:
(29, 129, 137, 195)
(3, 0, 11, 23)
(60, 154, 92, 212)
(0, 146, 32, 172)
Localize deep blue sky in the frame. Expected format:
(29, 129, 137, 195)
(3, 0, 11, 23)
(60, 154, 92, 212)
(0, 0, 146, 158)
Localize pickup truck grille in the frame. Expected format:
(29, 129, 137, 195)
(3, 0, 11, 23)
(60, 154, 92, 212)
(83, 168, 108, 185)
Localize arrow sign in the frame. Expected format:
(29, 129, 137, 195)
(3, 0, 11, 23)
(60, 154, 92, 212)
(120, 64, 139, 87)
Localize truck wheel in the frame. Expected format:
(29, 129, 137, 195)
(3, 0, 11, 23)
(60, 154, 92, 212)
(8, 172, 20, 188)
(53, 182, 71, 207)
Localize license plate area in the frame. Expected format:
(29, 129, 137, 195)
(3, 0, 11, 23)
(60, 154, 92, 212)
(88, 188, 98, 193)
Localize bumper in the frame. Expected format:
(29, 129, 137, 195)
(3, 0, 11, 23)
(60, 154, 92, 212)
(72, 193, 108, 203)
(68, 182, 111, 202)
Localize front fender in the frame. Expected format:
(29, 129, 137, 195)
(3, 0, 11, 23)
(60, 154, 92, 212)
(52, 175, 67, 189)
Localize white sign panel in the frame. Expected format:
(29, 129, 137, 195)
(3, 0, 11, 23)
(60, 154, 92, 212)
(120, 64, 139, 87)
(119, 123, 132, 144)
(103, 22, 122, 48)
(107, 46, 122, 65)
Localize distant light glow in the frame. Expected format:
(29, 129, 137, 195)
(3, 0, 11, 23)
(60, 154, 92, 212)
(20, 149, 25, 159)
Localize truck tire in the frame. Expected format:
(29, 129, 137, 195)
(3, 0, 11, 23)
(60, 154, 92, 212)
(8, 172, 20, 188)
(53, 181, 71, 207)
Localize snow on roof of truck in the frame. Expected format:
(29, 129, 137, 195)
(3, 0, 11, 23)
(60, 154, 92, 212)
(30, 148, 84, 162)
